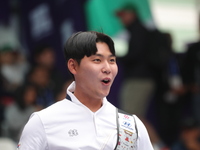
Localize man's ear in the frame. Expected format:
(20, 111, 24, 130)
(68, 58, 78, 75)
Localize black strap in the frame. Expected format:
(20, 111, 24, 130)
(66, 95, 138, 149)
(66, 94, 72, 101)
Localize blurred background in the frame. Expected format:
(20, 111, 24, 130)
(1, 0, 200, 150)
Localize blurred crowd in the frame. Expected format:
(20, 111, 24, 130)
(0, 44, 72, 143)
(114, 2, 200, 150)
(1, 1, 200, 150)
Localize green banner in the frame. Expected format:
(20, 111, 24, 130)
(84, 0, 153, 36)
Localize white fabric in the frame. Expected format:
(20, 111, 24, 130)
(17, 81, 154, 150)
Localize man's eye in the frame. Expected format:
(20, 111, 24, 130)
(110, 59, 116, 63)
(93, 59, 101, 62)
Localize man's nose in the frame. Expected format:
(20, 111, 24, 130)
(101, 62, 111, 74)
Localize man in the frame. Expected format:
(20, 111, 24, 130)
(17, 31, 153, 150)
(182, 14, 200, 125)
(116, 3, 156, 117)
(32, 44, 67, 101)
(116, 4, 171, 149)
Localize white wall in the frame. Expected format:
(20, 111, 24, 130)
(149, 0, 199, 52)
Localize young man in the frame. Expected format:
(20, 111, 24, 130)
(17, 31, 153, 150)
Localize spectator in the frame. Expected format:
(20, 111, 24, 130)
(25, 65, 55, 108)
(3, 83, 40, 142)
(171, 117, 200, 150)
(116, 3, 172, 149)
(153, 33, 185, 146)
(116, 2, 156, 117)
(32, 44, 67, 97)
(0, 45, 30, 93)
(181, 13, 200, 126)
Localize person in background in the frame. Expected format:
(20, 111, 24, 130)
(116, 2, 156, 119)
(171, 117, 200, 150)
(3, 83, 40, 142)
(17, 31, 153, 150)
(0, 45, 30, 137)
(32, 44, 67, 97)
(116, 3, 171, 150)
(0, 45, 30, 93)
(181, 14, 200, 141)
(25, 65, 55, 108)
(153, 32, 187, 146)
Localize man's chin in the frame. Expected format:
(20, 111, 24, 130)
(102, 90, 110, 98)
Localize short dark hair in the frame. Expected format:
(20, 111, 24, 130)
(34, 44, 53, 58)
(64, 31, 115, 64)
(116, 2, 138, 17)
(15, 82, 39, 110)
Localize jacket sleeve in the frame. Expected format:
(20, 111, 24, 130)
(134, 115, 154, 150)
(17, 113, 48, 150)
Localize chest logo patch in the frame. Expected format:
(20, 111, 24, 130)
(68, 129, 78, 137)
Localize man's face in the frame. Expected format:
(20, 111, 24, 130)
(118, 11, 136, 26)
(74, 42, 118, 100)
(37, 49, 55, 68)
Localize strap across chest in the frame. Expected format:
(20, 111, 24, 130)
(115, 109, 138, 150)
(66, 95, 138, 150)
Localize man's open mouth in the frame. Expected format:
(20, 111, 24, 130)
(102, 79, 111, 84)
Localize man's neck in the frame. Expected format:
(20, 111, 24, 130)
(74, 91, 103, 112)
